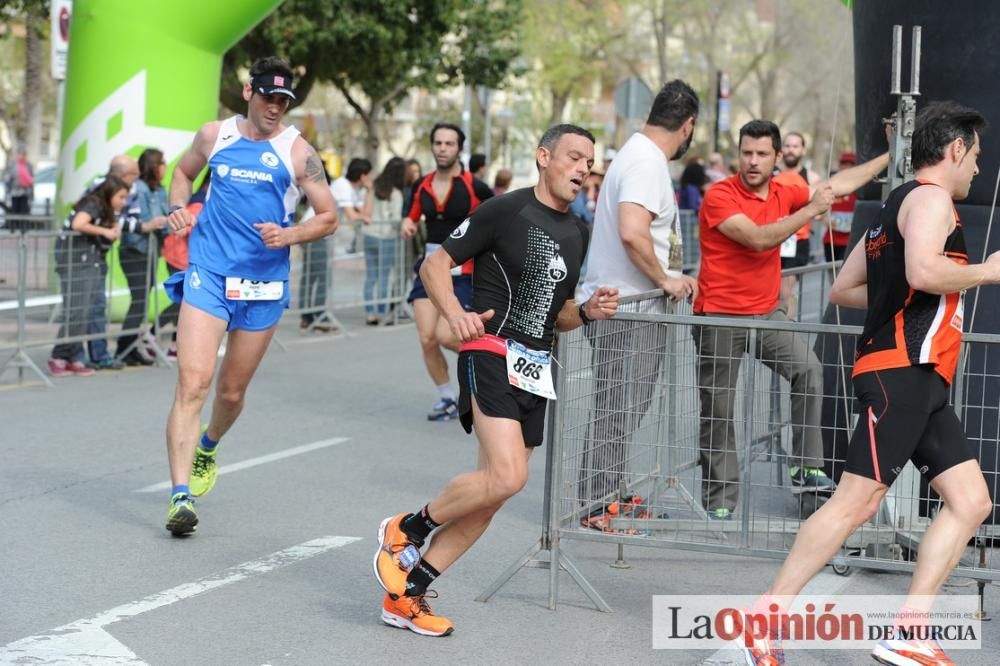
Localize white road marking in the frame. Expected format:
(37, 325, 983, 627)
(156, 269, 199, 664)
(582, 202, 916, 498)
(136, 437, 351, 493)
(0, 536, 361, 665)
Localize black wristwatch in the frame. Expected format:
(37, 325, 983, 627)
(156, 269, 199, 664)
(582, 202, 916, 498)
(578, 302, 594, 326)
(168, 204, 184, 214)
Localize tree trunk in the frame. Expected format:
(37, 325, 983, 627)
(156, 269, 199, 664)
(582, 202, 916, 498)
(549, 89, 570, 126)
(364, 106, 380, 165)
(23, 9, 43, 162)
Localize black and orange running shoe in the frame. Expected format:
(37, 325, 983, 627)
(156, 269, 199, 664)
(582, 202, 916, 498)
(381, 591, 454, 637)
(373, 513, 421, 599)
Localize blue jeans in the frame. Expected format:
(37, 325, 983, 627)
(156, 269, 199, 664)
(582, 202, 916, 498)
(363, 235, 396, 316)
(87, 262, 110, 361)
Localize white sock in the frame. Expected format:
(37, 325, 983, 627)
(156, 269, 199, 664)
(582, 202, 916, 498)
(437, 383, 456, 402)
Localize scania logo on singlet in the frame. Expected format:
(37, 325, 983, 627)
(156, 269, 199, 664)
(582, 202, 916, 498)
(451, 218, 470, 239)
(547, 252, 568, 282)
(217, 164, 274, 183)
(260, 151, 280, 169)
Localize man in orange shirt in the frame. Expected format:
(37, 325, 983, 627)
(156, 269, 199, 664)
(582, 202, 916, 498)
(693, 119, 887, 519)
(743, 101, 996, 666)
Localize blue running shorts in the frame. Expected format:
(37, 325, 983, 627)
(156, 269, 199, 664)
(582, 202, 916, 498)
(164, 264, 289, 331)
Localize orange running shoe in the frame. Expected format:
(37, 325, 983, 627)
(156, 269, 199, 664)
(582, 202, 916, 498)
(373, 513, 421, 599)
(871, 638, 955, 665)
(739, 616, 785, 666)
(381, 592, 454, 637)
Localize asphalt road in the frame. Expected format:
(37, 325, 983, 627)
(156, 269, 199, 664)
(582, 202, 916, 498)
(2, 319, 998, 665)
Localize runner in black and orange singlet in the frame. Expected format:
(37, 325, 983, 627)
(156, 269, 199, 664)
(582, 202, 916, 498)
(740, 101, 1000, 666)
(403, 123, 494, 421)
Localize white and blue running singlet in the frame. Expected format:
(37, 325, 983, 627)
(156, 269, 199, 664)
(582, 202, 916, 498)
(188, 115, 300, 281)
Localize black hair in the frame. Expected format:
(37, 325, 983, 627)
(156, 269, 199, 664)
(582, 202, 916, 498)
(249, 56, 294, 87)
(430, 122, 465, 149)
(537, 124, 596, 152)
(680, 161, 708, 190)
(469, 153, 486, 174)
(739, 119, 782, 153)
(912, 101, 987, 170)
(374, 157, 406, 200)
(77, 175, 129, 227)
(345, 158, 373, 182)
(138, 148, 164, 191)
(646, 79, 699, 131)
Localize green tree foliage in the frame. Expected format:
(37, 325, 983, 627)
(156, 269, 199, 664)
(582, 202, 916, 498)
(221, 0, 523, 161)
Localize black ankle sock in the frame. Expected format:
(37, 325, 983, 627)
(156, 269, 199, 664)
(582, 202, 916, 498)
(401, 505, 440, 544)
(404, 559, 440, 597)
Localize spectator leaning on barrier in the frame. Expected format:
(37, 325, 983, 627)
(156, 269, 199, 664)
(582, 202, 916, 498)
(743, 100, 997, 666)
(47, 176, 130, 377)
(81, 155, 143, 370)
(576, 79, 700, 531)
(692, 119, 889, 520)
(364, 157, 406, 325)
(116, 148, 169, 365)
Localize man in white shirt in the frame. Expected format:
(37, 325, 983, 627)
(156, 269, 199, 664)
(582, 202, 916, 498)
(300, 157, 372, 331)
(576, 79, 700, 529)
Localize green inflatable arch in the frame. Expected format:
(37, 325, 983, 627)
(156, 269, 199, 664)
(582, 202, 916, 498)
(57, 0, 282, 321)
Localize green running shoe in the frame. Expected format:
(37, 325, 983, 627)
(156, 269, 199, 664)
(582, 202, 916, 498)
(166, 493, 198, 536)
(190, 426, 218, 497)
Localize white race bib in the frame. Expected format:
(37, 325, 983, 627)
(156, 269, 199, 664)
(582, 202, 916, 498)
(225, 277, 284, 301)
(831, 211, 853, 233)
(779, 234, 798, 258)
(425, 243, 463, 276)
(505, 339, 556, 400)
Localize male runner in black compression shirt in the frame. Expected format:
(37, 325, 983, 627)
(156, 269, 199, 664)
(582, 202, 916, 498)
(403, 123, 493, 421)
(373, 124, 619, 636)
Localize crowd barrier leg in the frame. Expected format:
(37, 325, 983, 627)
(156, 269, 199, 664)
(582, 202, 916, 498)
(0, 233, 52, 386)
(475, 338, 612, 612)
(114, 242, 168, 365)
(307, 235, 345, 336)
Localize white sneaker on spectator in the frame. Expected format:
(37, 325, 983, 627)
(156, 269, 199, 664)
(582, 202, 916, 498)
(137, 331, 157, 361)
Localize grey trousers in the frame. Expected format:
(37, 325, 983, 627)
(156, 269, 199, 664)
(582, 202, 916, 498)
(578, 319, 667, 507)
(692, 306, 824, 511)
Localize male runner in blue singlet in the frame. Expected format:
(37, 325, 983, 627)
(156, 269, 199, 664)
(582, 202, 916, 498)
(161, 57, 337, 535)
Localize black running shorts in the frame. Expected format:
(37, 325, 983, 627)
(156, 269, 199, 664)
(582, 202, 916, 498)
(457, 351, 548, 447)
(845, 365, 976, 485)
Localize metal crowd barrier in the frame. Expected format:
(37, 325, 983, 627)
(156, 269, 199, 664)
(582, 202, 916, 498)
(479, 288, 1000, 612)
(288, 221, 412, 332)
(1, 221, 416, 387)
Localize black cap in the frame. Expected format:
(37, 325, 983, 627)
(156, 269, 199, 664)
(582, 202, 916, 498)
(252, 73, 295, 100)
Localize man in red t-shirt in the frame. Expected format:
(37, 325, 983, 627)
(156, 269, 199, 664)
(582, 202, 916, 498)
(693, 119, 888, 518)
